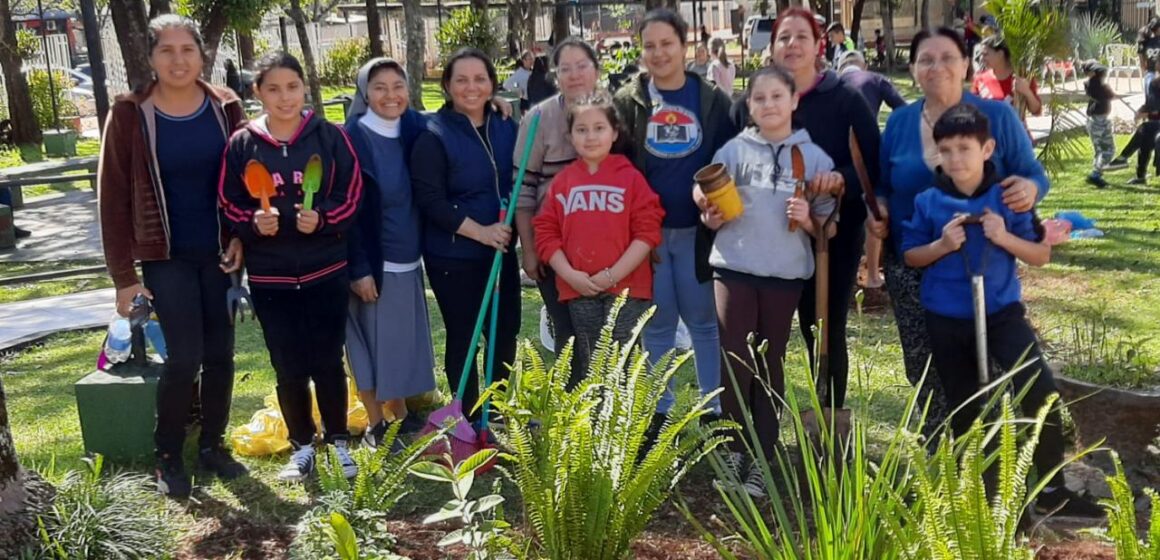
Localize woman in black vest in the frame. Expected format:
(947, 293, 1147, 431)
(411, 48, 519, 424)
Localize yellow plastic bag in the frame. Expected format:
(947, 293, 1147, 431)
(230, 376, 369, 457)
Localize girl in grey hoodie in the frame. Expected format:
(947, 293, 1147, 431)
(700, 66, 840, 497)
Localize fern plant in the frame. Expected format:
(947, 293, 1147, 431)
(895, 390, 1100, 560)
(486, 296, 732, 560)
(678, 349, 920, 560)
(1102, 452, 1160, 559)
(290, 426, 442, 560)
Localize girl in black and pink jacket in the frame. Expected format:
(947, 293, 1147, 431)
(218, 52, 362, 483)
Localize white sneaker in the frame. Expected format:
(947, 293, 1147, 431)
(743, 462, 767, 499)
(334, 439, 358, 479)
(277, 444, 316, 482)
(713, 451, 746, 492)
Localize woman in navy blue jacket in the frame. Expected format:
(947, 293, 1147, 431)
(411, 48, 519, 425)
(344, 58, 437, 450)
(219, 53, 363, 482)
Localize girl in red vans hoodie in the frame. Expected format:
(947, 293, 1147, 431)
(533, 92, 665, 383)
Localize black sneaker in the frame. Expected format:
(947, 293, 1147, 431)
(398, 414, 427, 435)
(1105, 157, 1129, 170)
(198, 444, 249, 480)
(1085, 174, 1108, 189)
(362, 420, 389, 450)
(1128, 176, 1147, 185)
(1035, 487, 1106, 518)
(12, 227, 30, 239)
(156, 454, 192, 498)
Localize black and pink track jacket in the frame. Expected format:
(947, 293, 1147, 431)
(218, 110, 363, 288)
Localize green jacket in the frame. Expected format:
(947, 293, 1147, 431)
(612, 71, 739, 282)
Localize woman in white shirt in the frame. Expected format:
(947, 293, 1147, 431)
(709, 44, 736, 96)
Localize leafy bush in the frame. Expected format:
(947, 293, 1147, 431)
(488, 297, 730, 560)
(320, 38, 370, 86)
(436, 8, 499, 63)
(411, 448, 518, 559)
(1071, 12, 1123, 62)
(34, 455, 176, 560)
(290, 425, 441, 560)
(26, 69, 77, 130)
(1102, 452, 1160, 559)
(16, 29, 39, 61)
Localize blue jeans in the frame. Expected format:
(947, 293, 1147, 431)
(1146, 72, 1155, 98)
(645, 226, 721, 414)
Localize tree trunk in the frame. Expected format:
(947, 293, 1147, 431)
(366, 0, 384, 58)
(288, 0, 325, 112)
(109, 0, 153, 90)
(238, 31, 256, 68)
(199, 3, 231, 78)
(552, 2, 569, 46)
(773, 0, 788, 15)
(507, 3, 520, 58)
(402, 0, 426, 110)
(850, 0, 866, 47)
(882, 0, 895, 73)
(522, 0, 538, 54)
(920, 0, 930, 29)
(0, 0, 41, 146)
(148, 0, 170, 19)
(0, 373, 55, 558)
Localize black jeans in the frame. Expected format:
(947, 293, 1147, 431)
(925, 303, 1066, 488)
(426, 253, 521, 423)
(1131, 120, 1160, 178)
(251, 274, 350, 446)
(798, 213, 864, 408)
(142, 255, 235, 457)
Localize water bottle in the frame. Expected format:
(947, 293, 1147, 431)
(105, 317, 132, 364)
(144, 319, 167, 361)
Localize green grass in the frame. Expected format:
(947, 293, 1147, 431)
(0, 260, 111, 305)
(1, 138, 101, 198)
(320, 80, 446, 123)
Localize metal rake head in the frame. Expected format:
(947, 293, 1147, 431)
(227, 272, 255, 325)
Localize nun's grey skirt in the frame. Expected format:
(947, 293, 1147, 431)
(346, 268, 437, 401)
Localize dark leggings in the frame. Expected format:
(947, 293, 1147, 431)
(716, 277, 801, 457)
(797, 215, 864, 408)
(567, 294, 651, 386)
(538, 269, 579, 373)
(142, 256, 235, 456)
(1130, 120, 1160, 178)
(925, 304, 1066, 488)
(251, 274, 350, 446)
(426, 253, 521, 423)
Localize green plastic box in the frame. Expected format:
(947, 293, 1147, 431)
(43, 129, 77, 157)
(74, 364, 162, 462)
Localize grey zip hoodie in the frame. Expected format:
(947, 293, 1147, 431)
(708, 128, 836, 280)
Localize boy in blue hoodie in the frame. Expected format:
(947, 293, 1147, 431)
(901, 103, 1102, 518)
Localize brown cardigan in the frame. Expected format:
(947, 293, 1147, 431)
(98, 81, 246, 289)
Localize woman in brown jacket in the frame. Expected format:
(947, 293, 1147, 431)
(98, 14, 247, 498)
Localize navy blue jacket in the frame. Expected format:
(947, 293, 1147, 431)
(219, 111, 362, 288)
(344, 108, 426, 291)
(411, 104, 517, 261)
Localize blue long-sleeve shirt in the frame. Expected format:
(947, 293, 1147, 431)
(877, 93, 1049, 255)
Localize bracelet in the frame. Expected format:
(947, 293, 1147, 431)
(603, 268, 615, 287)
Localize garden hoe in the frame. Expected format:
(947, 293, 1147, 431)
(798, 143, 852, 454)
(422, 113, 542, 469)
(959, 213, 990, 386)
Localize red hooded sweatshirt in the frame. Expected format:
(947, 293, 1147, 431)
(533, 154, 664, 302)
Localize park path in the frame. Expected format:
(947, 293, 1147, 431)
(0, 288, 113, 352)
